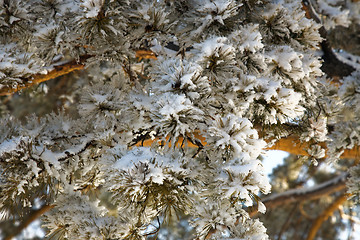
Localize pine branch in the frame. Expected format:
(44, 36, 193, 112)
(0, 1, 355, 96)
(305, 192, 351, 240)
(135, 132, 360, 160)
(1, 6, 355, 98)
(0, 3, 354, 95)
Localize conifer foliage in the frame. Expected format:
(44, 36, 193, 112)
(0, 0, 359, 239)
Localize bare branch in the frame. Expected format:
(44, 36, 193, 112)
(249, 173, 349, 216)
(249, 174, 349, 217)
(261, 173, 348, 210)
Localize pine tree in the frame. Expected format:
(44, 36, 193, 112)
(0, 0, 359, 239)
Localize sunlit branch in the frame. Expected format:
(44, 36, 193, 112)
(135, 133, 360, 160)
(0, 55, 92, 96)
(0, 51, 155, 96)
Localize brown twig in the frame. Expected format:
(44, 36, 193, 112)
(299, 202, 315, 220)
(305, 193, 351, 240)
(4, 204, 54, 240)
(277, 203, 298, 240)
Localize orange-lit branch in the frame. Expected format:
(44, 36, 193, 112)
(135, 133, 359, 160)
(0, 55, 92, 96)
(0, 50, 158, 96)
(135, 50, 157, 60)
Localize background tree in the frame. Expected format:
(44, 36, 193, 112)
(0, 0, 359, 240)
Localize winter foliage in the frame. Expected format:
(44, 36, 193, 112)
(0, 0, 360, 239)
